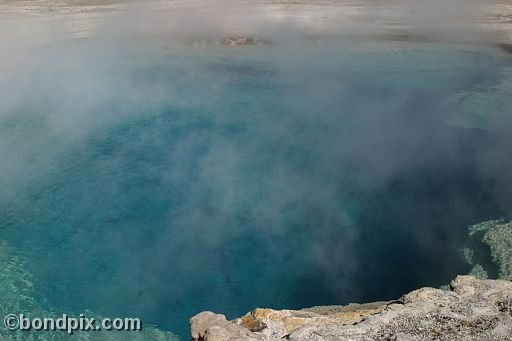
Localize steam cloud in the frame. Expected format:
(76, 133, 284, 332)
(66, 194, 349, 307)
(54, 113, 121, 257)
(0, 0, 511, 338)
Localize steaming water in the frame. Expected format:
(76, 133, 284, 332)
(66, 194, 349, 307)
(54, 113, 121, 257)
(1, 40, 512, 338)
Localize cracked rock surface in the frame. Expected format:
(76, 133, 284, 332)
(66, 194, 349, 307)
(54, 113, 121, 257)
(190, 275, 512, 341)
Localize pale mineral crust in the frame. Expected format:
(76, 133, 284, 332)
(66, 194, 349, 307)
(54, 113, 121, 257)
(190, 276, 512, 341)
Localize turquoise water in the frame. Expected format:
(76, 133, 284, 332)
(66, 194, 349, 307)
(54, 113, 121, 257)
(1, 40, 512, 339)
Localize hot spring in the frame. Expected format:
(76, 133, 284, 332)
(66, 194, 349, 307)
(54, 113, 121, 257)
(1, 34, 512, 339)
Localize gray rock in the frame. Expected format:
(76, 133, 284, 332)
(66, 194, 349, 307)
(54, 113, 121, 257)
(190, 311, 263, 341)
(190, 276, 512, 341)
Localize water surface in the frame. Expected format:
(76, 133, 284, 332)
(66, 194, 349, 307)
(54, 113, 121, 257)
(1, 40, 512, 338)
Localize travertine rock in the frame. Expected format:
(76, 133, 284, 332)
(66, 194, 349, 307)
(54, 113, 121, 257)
(190, 276, 512, 341)
(190, 311, 263, 341)
(221, 37, 272, 47)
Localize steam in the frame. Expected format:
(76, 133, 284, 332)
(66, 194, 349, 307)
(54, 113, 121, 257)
(1, 0, 512, 338)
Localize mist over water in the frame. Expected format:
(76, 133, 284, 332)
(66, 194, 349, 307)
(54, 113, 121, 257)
(1, 2, 512, 339)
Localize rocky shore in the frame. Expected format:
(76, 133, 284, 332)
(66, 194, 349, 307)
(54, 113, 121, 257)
(190, 275, 512, 341)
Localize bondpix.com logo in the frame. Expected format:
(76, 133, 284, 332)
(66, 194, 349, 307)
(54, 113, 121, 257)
(4, 313, 142, 334)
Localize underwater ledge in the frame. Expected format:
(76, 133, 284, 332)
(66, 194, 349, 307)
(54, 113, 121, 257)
(189, 275, 512, 341)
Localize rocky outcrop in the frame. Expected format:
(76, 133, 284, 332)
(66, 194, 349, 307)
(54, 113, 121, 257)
(221, 37, 272, 47)
(190, 275, 512, 341)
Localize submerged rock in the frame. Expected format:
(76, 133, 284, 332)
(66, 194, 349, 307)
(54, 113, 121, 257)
(0, 240, 178, 341)
(483, 222, 512, 279)
(466, 219, 512, 280)
(468, 263, 489, 279)
(190, 276, 512, 341)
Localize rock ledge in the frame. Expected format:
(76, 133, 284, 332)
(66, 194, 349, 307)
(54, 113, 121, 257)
(190, 276, 512, 341)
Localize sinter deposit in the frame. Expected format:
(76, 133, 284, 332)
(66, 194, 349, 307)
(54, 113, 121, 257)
(190, 276, 512, 341)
